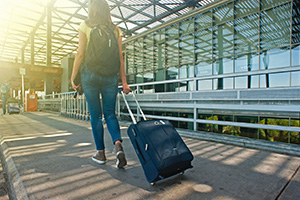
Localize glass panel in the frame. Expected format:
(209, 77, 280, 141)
(180, 34, 194, 65)
(144, 72, 154, 83)
(127, 74, 135, 84)
(235, 52, 259, 72)
(234, 0, 259, 19)
(291, 71, 300, 86)
(213, 2, 234, 25)
(234, 14, 259, 55)
(213, 57, 233, 75)
(260, 48, 290, 69)
(269, 72, 290, 87)
(250, 75, 259, 88)
(195, 60, 212, 77)
(224, 77, 234, 89)
(166, 66, 178, 92)
(157, 43, 165, 69)
(260, 74, 267, 88)
(292, 1, 300, 44)
(166, 25, 179, 67)
(235, 76, 248, 89)
(126, 42, 135, 74)
(154, 28, 166, 43)
(213, 23, 234, 58)
(179, 64, 194, 79)
(166, 66, 178, 80)
(135, 38, 144, 73)
(260, 4, 291, 49)
(135, 73, 143, 84)
(154, 69, 165, 81)
(144, 34, 154, 72)
(198, 79, 212, 91)
(261, 0, 290, 10)
(195, 11, 212, 31)
(195, 28, 212, 62)
(213, 78, 233, 90)
(180, 18, 194, 35)
(178, 82, 188, 92)
(291, 44, 300, 66)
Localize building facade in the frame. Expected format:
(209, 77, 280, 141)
(121, 0, 300, 144)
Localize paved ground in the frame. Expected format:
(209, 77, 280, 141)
(0, 112, 299, 200)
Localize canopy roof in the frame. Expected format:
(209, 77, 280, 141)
(0, 0, 215, 66)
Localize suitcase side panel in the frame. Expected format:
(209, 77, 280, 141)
(127, 124, 160, 183)
(135, 120, 193, 169)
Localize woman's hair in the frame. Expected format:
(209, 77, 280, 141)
(85, 0, 116, 29)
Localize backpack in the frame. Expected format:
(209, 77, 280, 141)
(0, 85, 9, 94)
(85, 25, 120, 77)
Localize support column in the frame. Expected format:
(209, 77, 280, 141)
(21, 49, 24, 64)
(47, 2, 52, 67)
(31, 32, 35, 65)
(44, 75, 53, 95)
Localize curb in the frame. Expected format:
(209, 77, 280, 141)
(0, 134, 29, 200)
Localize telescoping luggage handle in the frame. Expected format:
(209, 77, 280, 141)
(121, 91, 146, 124)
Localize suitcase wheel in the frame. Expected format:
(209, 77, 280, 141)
(150, 182, 155, 186)
(180, 171, 185, 175)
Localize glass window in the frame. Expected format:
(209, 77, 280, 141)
(195, 28, 212, 62)
(260, 74, 267, 88)
(179, 34, 194, 65)
(144, 72, 154, 83)
(260, 48, 290, 69)
(126, 42, 135, 74)
(213, 57, 233, 75)
(292, 1, 300, 44)
(213, 3, 234, 26)
(154, 69, 165, 81)
(213, 23, 234, 58)
(261, 0, 290, 10)
(234, 14, 259, 55)
(291, 45, 300, 66)
(213, 78, 234, 90)
(291, 71, 300, 86)
(135, 73, 143, 84)
(260, 4, 291, 50)
(180, 18, 194, 35)
(157, 43, 165, 69)
(250, 75, 259, 88)
(269, 72, 290, 87)
(235, 0, 259, 19)
(180, 64, 194, 79)
(144, 34, 154, 72)
(195, 60, 212, 77)
(135, 38, 144, 73)
(224, 77, 234, 89)
(235, 52, 259, 72)
(166, 66, 178, 80)
(195, 11, 212, 31)
(154, 28, 166, 43)
(166, 25, 179, 67)
(198, 79, 212, 91)
(235, 76, 248, 89)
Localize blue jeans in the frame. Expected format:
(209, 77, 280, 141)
(81, 65, 122, 151)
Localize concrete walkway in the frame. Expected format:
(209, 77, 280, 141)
(0, 112, 299, 200)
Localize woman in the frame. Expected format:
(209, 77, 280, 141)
(71, 0, 130, 168)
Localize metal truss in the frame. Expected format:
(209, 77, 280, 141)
(0, 0, 215, 66)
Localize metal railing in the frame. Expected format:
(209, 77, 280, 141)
(38, 74, 300, 145)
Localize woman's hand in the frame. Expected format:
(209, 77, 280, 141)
(122, 83, 130, 94)
(71, 79, 81, 91)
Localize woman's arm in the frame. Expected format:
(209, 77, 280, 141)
(118, 36, 130, 94)
(71, 30, 87, 91)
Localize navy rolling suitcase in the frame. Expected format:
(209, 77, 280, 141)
(121, 92, 194, 185)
